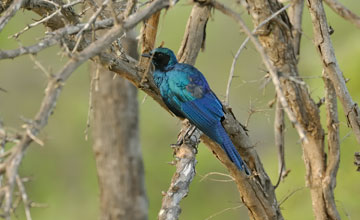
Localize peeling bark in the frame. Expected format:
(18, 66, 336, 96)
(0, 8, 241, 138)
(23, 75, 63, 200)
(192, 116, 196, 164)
(244, 0, 340, 219)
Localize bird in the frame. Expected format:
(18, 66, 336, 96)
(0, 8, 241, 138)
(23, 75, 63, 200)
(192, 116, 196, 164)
(142, 47, 249, 174)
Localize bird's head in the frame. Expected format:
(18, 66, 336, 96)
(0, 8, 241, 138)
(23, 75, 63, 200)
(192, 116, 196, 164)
(142, 47, 178, 71)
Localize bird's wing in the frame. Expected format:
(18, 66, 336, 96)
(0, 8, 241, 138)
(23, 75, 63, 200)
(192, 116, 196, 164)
(181, 92, 224, 128)
(167, 64, 224, 128)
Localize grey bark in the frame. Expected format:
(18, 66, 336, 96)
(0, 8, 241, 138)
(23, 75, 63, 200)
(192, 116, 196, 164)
(91, 34, 148, 219)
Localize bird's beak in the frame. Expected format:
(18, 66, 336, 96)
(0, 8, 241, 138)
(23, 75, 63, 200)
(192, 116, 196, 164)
(141, 53, 152, 58)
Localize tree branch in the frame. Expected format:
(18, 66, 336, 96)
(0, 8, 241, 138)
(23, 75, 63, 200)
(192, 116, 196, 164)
(288, 0, 304, 59)
(0, 0, 25, 32)
(274, 98, 287, 188)
(103, 37, 285, 219)
(306, 0, 360, 144)
(138, 0, 161, 84)
(3, 0, 353, 219)
(158, 4, 209, 218)
(158, 122, 199, 220)
(324, 0, 360, 29)
(16, 175, 32, 220)
(0, 0, 174, 217)
(227, 0, 341, 218)
(176, 1, 211, 64)
(225, 3, 291, 106)
(322, 69, 341, 220)
(0, 18, 116, 60)
(211, 0, 308, 143)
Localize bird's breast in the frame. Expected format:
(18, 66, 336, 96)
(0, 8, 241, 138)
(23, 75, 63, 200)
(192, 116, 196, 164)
(153, 72, 170, 98)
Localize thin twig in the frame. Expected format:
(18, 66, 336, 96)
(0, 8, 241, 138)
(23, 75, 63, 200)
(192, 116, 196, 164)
(138, 0, 161, 85)
(16, 175, 32, 220)
(1, 0, 175, 216)
(29, 54, 51, 78)
(85, 62, 100, 140)
(11, 8, 62, 38)
(0, 0, 25, 32)
(199, 172, 235, 182)
(307, 0, 360, 144)
(274, 98, 287, 189)
(225, 3, 291, 105)
(0, 19, 112, 60)
(288, 0, 304, 58)
(322, 69, 341, 219)
(205, 204, 244, 220)
(324, 0, 360, 29)
(11, 0, 83, 38)
(72, 0, 110, 53)
(279, 187, 305, 205)
(212, 0, 308, 143)
(10, 0, 286, 218)
(244, 99, 271, 128)
(158, 7, 209, 218)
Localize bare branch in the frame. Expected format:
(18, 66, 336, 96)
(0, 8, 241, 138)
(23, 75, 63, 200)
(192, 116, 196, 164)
(200, 172, 235, 182)
(116, 45, 283, 218)
(3, 42, 89, 217)
(205, 205, 244, 220)
(16, 175, 32, 220)
(278, 187, 305, 206)
(138, 0, 161, 84)
(12, 7, 62, 38)
(158, 4, 283, 217)
(234, 0, 337, 218)
(0, 0, 25, 32)
(225, 42, 245, 106)
(28, 54, 51, 78)
(0, 0, 175, 216)
(72, 0, 110, 52)
(158, 122, 199, 220)
(158, 7, 208, 218)
(21, 0, 80, 31)
(0, 19, 114, 60)
(288, 0, 304, 58)
(225, 3, 291, 106)
(177, 2, 211, 64)
(106, 4, 283, 218)
(274, 98, 287, 188)
(322, 69, 341, 220)
(324, 0, 360, 29)
(211, 0, 308, 143)
(306, 0, 360, 144)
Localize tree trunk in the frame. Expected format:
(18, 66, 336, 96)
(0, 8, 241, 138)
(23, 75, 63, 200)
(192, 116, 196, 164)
(91, 34, 148, 220)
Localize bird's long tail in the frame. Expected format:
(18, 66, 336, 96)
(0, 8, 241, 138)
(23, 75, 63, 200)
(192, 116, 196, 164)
(214, 122, 250, 175)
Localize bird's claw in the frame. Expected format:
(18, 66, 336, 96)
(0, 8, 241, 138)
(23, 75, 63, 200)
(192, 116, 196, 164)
(170, 143, 182, 149)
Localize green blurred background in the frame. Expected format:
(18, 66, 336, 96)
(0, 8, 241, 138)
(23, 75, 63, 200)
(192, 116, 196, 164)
(1, 1, 360, 219)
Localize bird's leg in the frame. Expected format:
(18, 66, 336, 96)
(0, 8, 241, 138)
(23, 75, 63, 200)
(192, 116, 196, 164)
(171, 121, 200, 154)
(171, 125, 192, 148)
(182, 124, 200, 154)
(183, 124, 196, 143)
(171, 140, 183, 148)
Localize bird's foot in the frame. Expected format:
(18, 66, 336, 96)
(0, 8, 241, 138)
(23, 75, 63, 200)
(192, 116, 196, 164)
(170, 143, 181, 149)
(170, 138, 183, 149)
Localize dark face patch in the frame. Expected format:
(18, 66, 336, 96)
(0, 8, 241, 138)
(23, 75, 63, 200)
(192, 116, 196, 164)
(152, 52, 170, 71)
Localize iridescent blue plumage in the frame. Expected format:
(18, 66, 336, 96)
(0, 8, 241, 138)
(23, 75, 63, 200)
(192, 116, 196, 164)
(144, 47, 249, 174)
